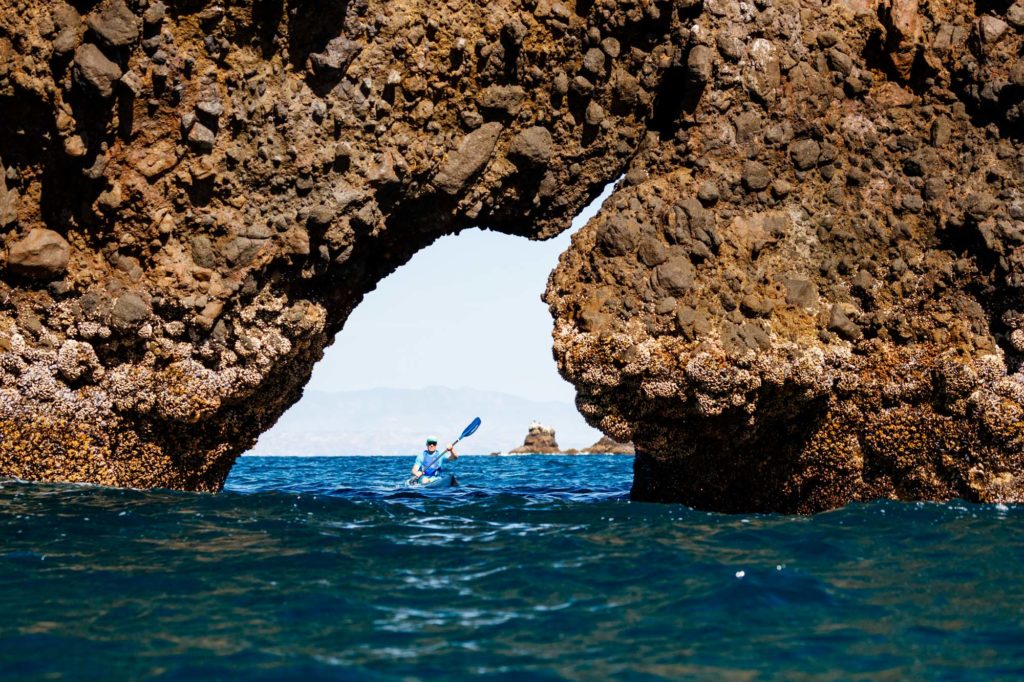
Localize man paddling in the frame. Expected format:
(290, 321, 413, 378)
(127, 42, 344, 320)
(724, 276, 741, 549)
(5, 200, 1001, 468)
(411, 436, 457, 481)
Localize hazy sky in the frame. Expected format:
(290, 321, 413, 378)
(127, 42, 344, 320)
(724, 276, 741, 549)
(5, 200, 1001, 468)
(304, 184, 613, 403)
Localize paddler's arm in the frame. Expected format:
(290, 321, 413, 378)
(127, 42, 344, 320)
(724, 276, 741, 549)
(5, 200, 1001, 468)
(446, 444, 458, 461)
(411, 457, 423, 479)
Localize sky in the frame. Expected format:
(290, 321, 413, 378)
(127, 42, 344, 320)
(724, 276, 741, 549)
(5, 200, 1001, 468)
(304, 184, 614, 403)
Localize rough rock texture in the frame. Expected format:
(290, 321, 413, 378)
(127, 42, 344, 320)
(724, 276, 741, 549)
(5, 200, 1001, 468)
(509, 421, 563, 454)
(0, 0, 680, 490)
(582, 435, 635, 454)
(1, 0, 1022, 513)
(547, 0, 1024, 511)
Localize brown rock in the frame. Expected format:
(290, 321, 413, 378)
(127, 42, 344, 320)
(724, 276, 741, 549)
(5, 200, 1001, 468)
(309, 37, 361, 77)
(1008, 2, 1024, 29)
(143, 1, 166, 27)
(52, 2, 83, 54)
(188, 123, 216, 152)
(0, 180, 18, 228)
(509, 422, 562, 454)
(7, 229, 70, 279)
(111, 292, 150, 329)
(508, 126, 554, 165)
(581, 436, 635, 455)
(742, 161, 771, 191)
(653, 257, 696, 296)
(477, 85, 526, 115)
(433, 123, 503, 195)
(978, 16, 1009, 45)
(783, 278, 817, 308)
(0, 0, 1022, 518)
(73, 43, 122, 98)
(882, 0, 921, 80)
(86, 0, 140, 47)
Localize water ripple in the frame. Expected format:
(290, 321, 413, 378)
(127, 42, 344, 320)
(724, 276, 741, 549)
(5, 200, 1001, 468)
(1, 456, 1022, 680)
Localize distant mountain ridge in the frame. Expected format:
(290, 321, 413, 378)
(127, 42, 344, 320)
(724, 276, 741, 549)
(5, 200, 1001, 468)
(246, 386, 603, 455)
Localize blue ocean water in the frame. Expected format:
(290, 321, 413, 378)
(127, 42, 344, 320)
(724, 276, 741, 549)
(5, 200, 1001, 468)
(1, 454, 1022, 680)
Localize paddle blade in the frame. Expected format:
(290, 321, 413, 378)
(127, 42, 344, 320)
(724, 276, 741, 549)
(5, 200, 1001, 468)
(459, 417, 482, 440)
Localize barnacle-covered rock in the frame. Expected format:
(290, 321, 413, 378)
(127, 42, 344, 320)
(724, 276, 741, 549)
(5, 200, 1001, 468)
(546, 0, 1024, 512)
(1, 0, 1022, 512)
(0, 0, 677, 490)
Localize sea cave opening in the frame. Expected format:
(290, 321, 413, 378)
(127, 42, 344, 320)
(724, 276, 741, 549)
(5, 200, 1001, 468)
(244, 184, 617, 460)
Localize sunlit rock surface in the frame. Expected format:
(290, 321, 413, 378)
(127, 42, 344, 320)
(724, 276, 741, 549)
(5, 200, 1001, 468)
(547, 0, 1024, 511)
(0, 0, 676, 488)
(2, 0, 1023, 512)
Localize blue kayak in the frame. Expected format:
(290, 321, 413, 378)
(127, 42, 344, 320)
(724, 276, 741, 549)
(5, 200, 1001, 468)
(406, 473, 457, 489)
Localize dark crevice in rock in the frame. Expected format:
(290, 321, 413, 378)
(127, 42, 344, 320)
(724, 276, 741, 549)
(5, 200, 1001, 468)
(649, 63, 691, 140)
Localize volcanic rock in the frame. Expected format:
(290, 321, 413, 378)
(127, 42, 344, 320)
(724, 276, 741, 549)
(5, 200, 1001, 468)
(110, 292, 150, 330)
(86, 0, 140, 47)
(7, 229, 70, 279)
(1009, 3, 1024, 29)
(0, 0, 669, 492)
(509, 422, 562, 454)
(509, 127, 554, 166)
(433, 123, 504, 195)
(581, 436, 635, 455)
(0, 175, 18, 227)
(73, 43, 122, 98)
(0, 0, 1021, 514)
(52, 3, 84, 54)
(546, 0, 1024, 512)
(309, 37, 361, 78)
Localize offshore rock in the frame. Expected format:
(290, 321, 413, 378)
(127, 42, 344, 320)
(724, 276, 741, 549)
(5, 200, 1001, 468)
(547, 0, 1024, 512)
(509, 421, 562, 454)
(581, 436, 635, 455)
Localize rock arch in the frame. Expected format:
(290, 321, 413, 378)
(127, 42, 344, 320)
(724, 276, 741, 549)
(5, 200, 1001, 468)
(0, 0, 1022, 511)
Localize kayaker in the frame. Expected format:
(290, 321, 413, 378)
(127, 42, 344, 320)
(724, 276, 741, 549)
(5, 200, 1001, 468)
(411, 436, 457, 481)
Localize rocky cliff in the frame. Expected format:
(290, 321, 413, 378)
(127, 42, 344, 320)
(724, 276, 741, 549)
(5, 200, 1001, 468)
(0, 0, 1022, 512)
(0, 0, 674, 489)
(546, 0, 1024, 511)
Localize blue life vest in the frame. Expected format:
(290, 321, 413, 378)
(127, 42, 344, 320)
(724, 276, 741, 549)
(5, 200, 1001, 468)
(422, 450, 441, 477)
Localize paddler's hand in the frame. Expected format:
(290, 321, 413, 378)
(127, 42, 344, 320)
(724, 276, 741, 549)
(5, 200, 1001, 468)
(447, 445, 458, 460)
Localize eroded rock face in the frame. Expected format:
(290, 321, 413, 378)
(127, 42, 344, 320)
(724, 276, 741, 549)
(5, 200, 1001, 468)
(547, 0, 1024, 511)
(0, 0, 680, 489)
(2, 0, 1022, 512)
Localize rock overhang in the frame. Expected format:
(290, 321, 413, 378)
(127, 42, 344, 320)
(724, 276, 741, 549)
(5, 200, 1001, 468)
(545, 0, 1024, 512)
(0, 0, 677, 490)
(0, 0, 1021, 513)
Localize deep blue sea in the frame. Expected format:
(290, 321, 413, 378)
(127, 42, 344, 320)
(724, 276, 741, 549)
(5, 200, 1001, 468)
(2, 455, 1023, 680)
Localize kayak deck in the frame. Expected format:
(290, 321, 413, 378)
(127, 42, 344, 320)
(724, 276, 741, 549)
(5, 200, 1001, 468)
(406, 473, 458, 489)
